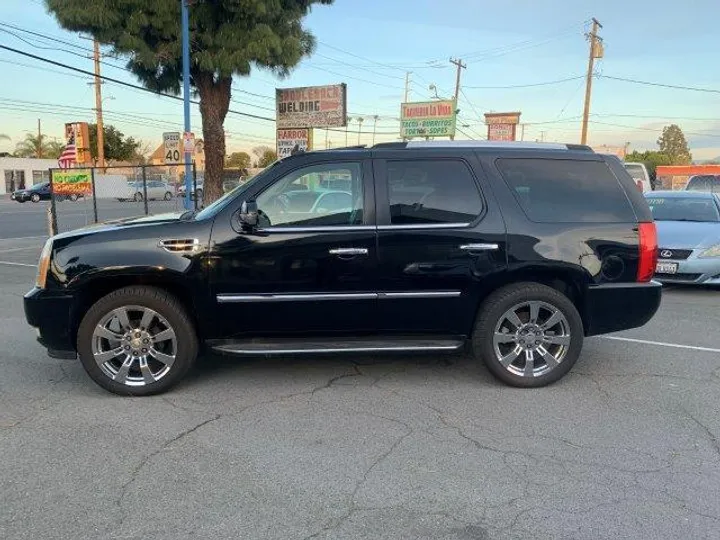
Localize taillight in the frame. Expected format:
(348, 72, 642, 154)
(637, 222, 658, 282)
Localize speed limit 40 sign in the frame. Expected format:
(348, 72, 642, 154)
(163, 132, 181, 163)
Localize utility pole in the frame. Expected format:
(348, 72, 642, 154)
(357, 117, 364, 145)
(93, 39, 105, 169)
(181, 0, 192, 210)
(404, 72, 411, 103)
(372, 115, 379, 145)
(581, 18, 603, 145)
(345, 117, 352, 147)
(520, 124, 525, 141)
(37, 119, 42, 158)
(449, 58, 466, 141)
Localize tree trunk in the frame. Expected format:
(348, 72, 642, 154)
(195, 73, 232, 205)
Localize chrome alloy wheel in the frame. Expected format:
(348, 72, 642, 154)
(91, 305, 177, 387)
(492, 300, 571, 378)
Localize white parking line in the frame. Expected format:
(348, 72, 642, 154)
(0, 236, 47, 242)
(602, 335, 720, 354)
(0, 261, 35, 268)
(0, 246, 42, 254)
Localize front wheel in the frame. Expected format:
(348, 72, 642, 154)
(77, 286, 198, 396)
(68, 194, 79, 202)
(133, 192, 143, 202)
(472, 282, 583, 388)
(163, 191, 173, 201)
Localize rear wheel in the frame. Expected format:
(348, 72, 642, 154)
(31, 193, 40, 203)
(69, 194, 79, 202)
(77, 286, 198, 396)
(163, 191, 173, 201)
(472, 282, 583, 387)
(133, 192, 143, 202)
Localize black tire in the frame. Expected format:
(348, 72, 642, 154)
(31, 193, 40, 203)
(163, 191, 173, 201)
(134, 192, 143, 202)
(472, 282, 583, 388)
(77, 286, 198, 396)
(69, 194, 79, 202)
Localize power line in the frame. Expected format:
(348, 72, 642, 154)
(464, 75, 584, 89)
(0, 44, 277, 123)
(313, 52, 405, 81)
(598, 74, 720, 94)
(304, 64, 400, 90)
(589, 120, 720, 139)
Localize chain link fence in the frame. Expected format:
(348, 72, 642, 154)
(48, 163, 199, 235)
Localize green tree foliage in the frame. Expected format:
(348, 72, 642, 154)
(226, 151, 251, 169)
(657, 124, 692, 165)
(252, 145, 278, 168)
(0, 134, 10, 141)
(46, 0, 333, 202)
(14, 133, 62, 159)
(88, 123, 141, 163)
(625, 150, 672, 187)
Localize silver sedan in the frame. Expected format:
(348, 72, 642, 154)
(645, 191, 720, 285)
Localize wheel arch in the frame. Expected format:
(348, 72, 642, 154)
(471, 266, 589, 335)
(69, 272, 202, 348)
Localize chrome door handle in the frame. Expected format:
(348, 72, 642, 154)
(459, 243, 499, 252)
(329, 247, 369, 256)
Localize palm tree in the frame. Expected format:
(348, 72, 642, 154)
(14, 133, 54, 158)
(45, 140, 65, 159)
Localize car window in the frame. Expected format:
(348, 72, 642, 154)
(686, 175, 720, 192)
(645, 196, 720, 222)
(497, 158, 636, 223)
(624, 164, 646, 180)
(256, 162, 363, 227)
(386, 159, 483, 225)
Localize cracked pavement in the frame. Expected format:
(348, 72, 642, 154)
(1, 243, 720, 539)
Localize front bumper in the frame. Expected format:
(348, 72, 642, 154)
(24, 287, 77, 358)
(584, 281, 662, 336)
(654, 252, 720, 285)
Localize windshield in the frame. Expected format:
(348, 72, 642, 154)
(29, 183, 47, 190)
(686, 176, 720, 192)
(193, 169, 271, 220)
(646, 196, 720, 222)
(624, 164, 645, 180)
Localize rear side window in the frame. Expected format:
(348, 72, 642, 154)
(386, 159, 483, 225)
(497, 158, 636, 223)
(686, 175, 720, 192)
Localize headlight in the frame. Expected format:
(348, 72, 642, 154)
(35, 239, 53, 289)
(699, 245, 720, 258)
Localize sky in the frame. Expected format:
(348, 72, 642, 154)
(1, 0, 719, 159)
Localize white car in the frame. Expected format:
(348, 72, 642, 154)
(119, 181, 174, 202)
(623, 162, 652, 193)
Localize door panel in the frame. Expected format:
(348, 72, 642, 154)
(208, 158, 378, 337)
(373, 153, 508, 335)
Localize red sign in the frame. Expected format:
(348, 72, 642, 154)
(487, 123, 516, 141)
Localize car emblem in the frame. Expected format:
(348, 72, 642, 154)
(660, 250, 673, 258)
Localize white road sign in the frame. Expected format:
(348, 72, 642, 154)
(163, 132, 181, 163)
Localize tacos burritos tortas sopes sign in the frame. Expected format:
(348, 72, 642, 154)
(276, 84, 347, 129)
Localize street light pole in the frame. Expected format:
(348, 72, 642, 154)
(181, 0, 192, 210)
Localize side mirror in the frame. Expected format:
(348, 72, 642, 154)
(239, 200, 259, 230)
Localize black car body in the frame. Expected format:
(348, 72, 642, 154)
(25, 142, 661, 395)
(12, 182, 52, 203)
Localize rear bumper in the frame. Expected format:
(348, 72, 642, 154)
(584, 281, 662, 336)
(24, 287, 77, 357)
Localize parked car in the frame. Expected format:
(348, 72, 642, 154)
(645, 190, 720, 285)
(11, 182, 52, 203)
(623, 162, 652, 192)
(177, 179, 203, 200)
(118, 180, 174, 202)
(685, 174, 720, 192)
(25, 141, 661, 396)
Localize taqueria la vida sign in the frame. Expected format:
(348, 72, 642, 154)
(400, 100, 457, 139)
(276, 84, 347, 129)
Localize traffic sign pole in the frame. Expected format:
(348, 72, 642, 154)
(181, 0, 192, 211)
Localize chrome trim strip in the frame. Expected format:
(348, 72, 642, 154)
(378, 291, 461, 299)
(260, 225, 375, 233)
(217, 292, 377, 303)
(459, 243, 499, 251)
(157, 238, 200, 253)
(213, 344, 464, 355)
(329, 247, 369, 256)
(377, 223, 470, 231)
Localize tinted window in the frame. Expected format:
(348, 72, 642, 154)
(257, 163, 363, 227)
(645, 196, 720, 222)
(497, 158, 635, 223)
(386, 160, 483, 225)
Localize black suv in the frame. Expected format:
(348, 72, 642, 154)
(24, 142, 661, 395)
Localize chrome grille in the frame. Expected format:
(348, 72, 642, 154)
(158, 239, 200, 253)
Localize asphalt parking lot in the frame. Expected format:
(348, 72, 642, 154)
(1, 237, 720, 540)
